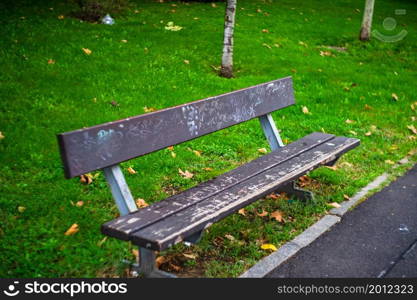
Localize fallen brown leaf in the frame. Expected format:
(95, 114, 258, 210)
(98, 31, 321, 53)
(80, 173, 93, 185)
(202, 167, 213, 171)
(156, 256, 167, 267)
(328, 202, 341, 208)
(183, 253, 197, 259)
(238, 208, 246, 216)
(193, 150, 202, 157)
(364, 104, 373, 110)
(143, 106, 156, 113)
(225, 234, 235, 241)
(82, 48, 92, 55)
(365, 131, 372, 136)
(58, 15, 65, 19)
(169, 263, 181, 272)
(65, 223, 79, 236)
(258, 148, 267, 154)
(320, 50, 332, 56)
(325, 165, 338, 171)
(127, 167, 137, 175)
(136, 198, 149, 208)
(302, 106, 310, 114)
(178, 168, 193, 179)
(132, 249, 139, 260)
(407, 125, 417, 134)
(76, 201, 84, 207)
(257, 210, 268, 217)
(270, 210, 284, 222)
(345, 119, 355, 124)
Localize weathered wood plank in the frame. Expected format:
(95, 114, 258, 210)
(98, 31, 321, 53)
(130, 136, 360, 250)
(101, 132, 335, 240)
(58, 77, 295, 178)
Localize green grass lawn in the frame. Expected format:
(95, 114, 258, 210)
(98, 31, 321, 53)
(0, 0, 416, 278)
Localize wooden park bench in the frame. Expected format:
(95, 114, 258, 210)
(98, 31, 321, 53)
(57, 76, 360, 277)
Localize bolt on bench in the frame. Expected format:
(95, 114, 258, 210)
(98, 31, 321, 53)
(57, 76, 359, 278)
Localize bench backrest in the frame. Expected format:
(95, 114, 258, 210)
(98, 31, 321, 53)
(57, 76, 294, 178)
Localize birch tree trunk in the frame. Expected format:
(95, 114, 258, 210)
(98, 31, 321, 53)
(359, 0, 375, 41)
(220, 0, 237, 78)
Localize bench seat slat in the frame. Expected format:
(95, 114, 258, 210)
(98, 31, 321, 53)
(101, 132, 335, 241)
(103, 135, 360, 250)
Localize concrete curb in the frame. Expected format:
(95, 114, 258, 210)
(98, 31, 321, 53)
(240, 215, 340, 278)
(239, 172, 392, 278)
(329, 173, 389, 217)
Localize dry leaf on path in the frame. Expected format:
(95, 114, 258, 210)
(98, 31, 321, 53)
(65, 223, 79, 236)
(156, 256, 167, 267)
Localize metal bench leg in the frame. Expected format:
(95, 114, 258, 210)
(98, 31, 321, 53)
(276, 181, 315, 203)
(183, 230, 204, 246)
(131, 248, 177, 278)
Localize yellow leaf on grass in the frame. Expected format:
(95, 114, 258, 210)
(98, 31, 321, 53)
(178, 168, 193, 179)
(302, 106, 310, 114)
(211, 3, 217, 8)
(328, 202, 341, 208)
(258, 148, 267, 154)
(18, 206, 26, 213)
(320, 50, 332, 56)
(171, 152, 177, 158)
(183, 253, 197, 259)
(238, 208, 246, 216)
(76, 201, 84, 207)
(225, 234, 235, 241)
(58, 15, 65, 19)
(183, 59, 190, 64)
(407, 125, 417, 135)
(167, 146, 174, 151)
(365, 131, 372, 136)
(345, 119, 355, 124)
(136, 198, 149, 208)
(370, 125, 377, 131)
(127, 167, 137, 174)
(202, 167, 213, 171)
(343, 194, 350, 200)
(143, 106, 156, 113)
(97, 236, 107, 247)
(271, 210, 284, 222)
(349, 130, 357, 136)
(120, 39, 128, 43)
(391, 93, 399, 101)
(0, 131, 4, 139)
(364, 104, 373, 110)
(261, 244, 277, 251)
(385, 160, 395, 165)
(65, 223, 79, 236)
(325, 165, 338, 171)
(193, 150, 202, 157)
(82, 48, 92, 55)
(165, 21, 183, 31)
